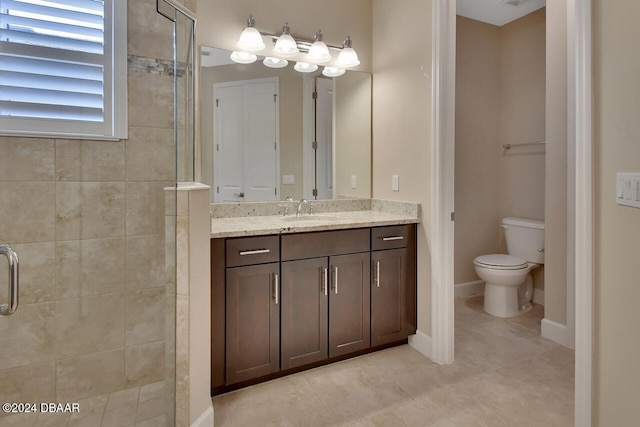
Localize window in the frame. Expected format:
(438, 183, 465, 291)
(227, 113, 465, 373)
(0, 0, 127, 139)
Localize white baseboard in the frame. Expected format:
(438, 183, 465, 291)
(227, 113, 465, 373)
(191, 404, 214, 427)
(408, 329, 432, 359)
(541, 318, 570, 347)
(454, 280, 484, 298)
(533, 288, 545, 306)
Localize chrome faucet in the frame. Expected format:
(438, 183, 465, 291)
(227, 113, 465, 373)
(278, 196, 294, 216)
(296, 199, 310, 216)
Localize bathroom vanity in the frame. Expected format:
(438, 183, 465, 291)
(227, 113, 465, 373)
(210, 201, 419, 395)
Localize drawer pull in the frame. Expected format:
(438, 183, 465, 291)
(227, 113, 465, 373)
(239, 249, 270, 256)
(381, 236, 404, 241)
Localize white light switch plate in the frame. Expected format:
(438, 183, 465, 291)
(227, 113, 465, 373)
(351, 175, 357, 189)
(616, 172, 640, 208)
(392, 175, 399, 192)
(282, 175, 295, 185)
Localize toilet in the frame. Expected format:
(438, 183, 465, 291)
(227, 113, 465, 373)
(474, 217, 545, 318)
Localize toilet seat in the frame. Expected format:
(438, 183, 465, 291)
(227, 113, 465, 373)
(474, 254, 527, 270)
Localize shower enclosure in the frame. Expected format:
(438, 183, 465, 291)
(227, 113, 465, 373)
(0, 0, 195, 425)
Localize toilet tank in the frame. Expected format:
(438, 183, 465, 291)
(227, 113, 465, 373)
(502, 217, 545, 264)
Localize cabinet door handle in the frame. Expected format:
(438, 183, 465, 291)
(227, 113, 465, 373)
(239, 249, 270, 256)
(381, 236, 404, 241)
(334, 266, 338, 295)
(273, 273, 279, 305)
(376, 261, 380, 288)
(322, 267, 328, 296)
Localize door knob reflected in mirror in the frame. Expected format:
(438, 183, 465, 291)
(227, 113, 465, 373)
(234, 192, 245, 198)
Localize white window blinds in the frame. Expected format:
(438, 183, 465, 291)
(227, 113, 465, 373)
(0, 0, 127, 139)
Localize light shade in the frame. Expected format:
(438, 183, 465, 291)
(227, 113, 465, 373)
(306, 30, 331, 64)
(322, 67, 345, 77)
(336, 37, 360, 68)
(263, 57, 288, 68)
(236, 16, 265, 51)
(336, 48, 360, 68)
(294, 62, 319, 73)
(230, 51, 257, 64)
(273, 23, 299, 58)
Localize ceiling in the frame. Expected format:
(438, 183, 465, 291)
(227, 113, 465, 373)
(456, 0, 546, 27)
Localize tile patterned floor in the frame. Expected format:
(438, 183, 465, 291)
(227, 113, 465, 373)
(212, 296, 575, 426)
(0, 381, 169, 427)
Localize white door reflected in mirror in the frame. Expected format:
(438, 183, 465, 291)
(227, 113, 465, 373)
(213, 77, 279, 202)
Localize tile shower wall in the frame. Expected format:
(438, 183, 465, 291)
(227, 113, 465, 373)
(0, 0, 189, 422)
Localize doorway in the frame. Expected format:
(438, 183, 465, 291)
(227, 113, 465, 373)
(431, 0, 593, 424)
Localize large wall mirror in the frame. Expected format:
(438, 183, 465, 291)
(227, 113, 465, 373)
(200, 46, 372, 203)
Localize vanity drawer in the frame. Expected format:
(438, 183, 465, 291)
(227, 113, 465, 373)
(226, 235, 280, 267)
(281, 228, 369, 261)
(371, 225, 411, 250)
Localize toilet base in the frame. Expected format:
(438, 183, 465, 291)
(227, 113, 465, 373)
(483, 275, 533, 318)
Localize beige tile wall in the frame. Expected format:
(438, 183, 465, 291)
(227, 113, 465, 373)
(0, 0, 188, 421)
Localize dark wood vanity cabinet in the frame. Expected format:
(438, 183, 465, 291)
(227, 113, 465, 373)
(281, 252, 372, 368)
(211, 224, 416, 395)
(225, 263, 280, 384)
(327, 252, 371, 357)
(280, 257, 328, 369)
(371, 226, 414, 346)
(281, 229, 370, 367)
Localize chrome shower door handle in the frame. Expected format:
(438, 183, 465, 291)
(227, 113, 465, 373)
(0, 244, 19, 316)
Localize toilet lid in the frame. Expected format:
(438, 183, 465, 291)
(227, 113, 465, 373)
(474, 254, 527, 270)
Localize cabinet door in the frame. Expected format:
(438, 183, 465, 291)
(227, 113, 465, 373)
(371, 248, 407, 346)
(281, 258, 329, 369)
(226, 263, 280, 384)
(329, 252, 371, 357)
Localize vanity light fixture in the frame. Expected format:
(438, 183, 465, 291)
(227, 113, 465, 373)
(232, 16, 360, 76)
(294, 62, 319, 73)
(335, 36, 360, 68)
(306, 30, 332, 64)
(273, 23, 299, 57)
(236, 15, 265, 51)
(263, 57, 288, 68)
(322, 67, 345, 77)
(230, 51, 257, 64)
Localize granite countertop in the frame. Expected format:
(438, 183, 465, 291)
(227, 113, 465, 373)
(210, 199, 421, 238)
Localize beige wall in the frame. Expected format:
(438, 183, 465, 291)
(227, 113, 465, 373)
(454, 11, 546, 292)
(544, 1, 567, 325)
(196, 0, 372, 73)
(200, 63, 304, 200)
(454, 17, 501, 284)
(334, 72, 372, 199)
(0, 0, 180, 423)
(498, 9, 546, 222)
(372, 0, 433, 334)
(593, 0, 640, 423)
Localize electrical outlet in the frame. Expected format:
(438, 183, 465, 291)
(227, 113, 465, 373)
(392, 175, 399, 192)
(351, 175, 357, 189)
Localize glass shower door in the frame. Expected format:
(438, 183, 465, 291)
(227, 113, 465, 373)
(0, 0, 195, 425)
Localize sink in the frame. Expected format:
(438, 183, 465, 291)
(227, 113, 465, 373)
(283, 215, 337, 222)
